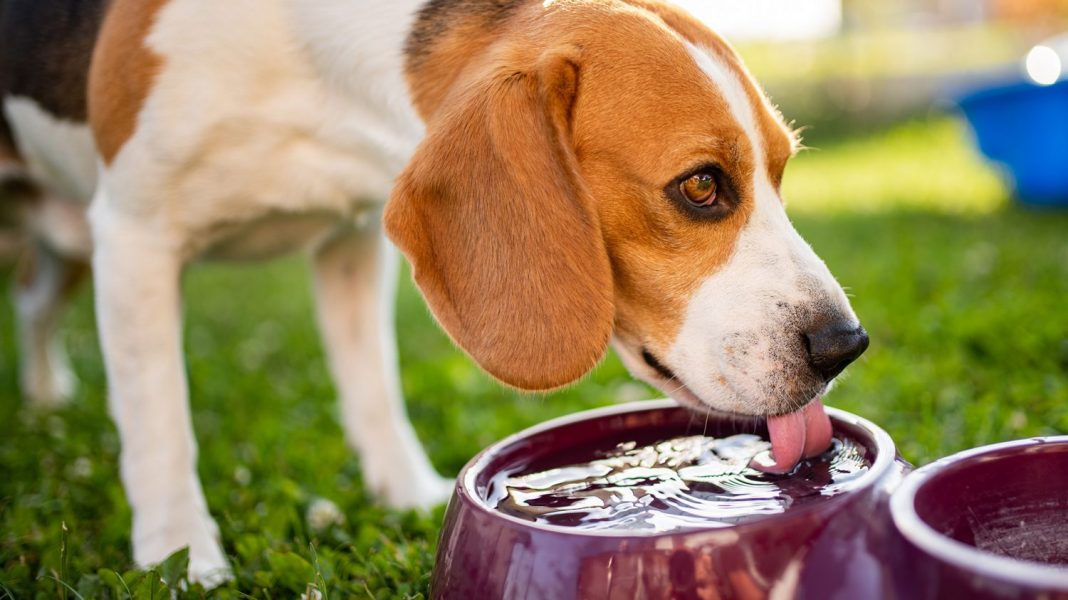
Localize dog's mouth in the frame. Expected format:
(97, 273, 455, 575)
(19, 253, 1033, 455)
(635, 347, 708, 410)
(634, 345, 833, 474)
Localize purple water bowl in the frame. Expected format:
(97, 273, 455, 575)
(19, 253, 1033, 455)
(890, 436, 1068, 600)
(431, 399, 912, 600)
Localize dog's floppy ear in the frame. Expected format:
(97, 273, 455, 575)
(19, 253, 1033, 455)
(385, 49, 613, 390)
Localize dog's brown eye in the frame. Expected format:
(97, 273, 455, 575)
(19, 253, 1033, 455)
(680, 173, 717, 206)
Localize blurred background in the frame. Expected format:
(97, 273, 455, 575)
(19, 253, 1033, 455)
(2, 0, 1067, 596)
(679, 0, 1068, 137)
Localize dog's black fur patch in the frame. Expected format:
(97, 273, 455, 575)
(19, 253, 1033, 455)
(405, 0, 526, 73)
(0, 0, 109, 124)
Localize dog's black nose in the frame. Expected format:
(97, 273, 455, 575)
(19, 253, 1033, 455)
(803, 322, 869, 382)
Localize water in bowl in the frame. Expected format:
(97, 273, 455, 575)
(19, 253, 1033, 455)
(488, 434, 870, 533)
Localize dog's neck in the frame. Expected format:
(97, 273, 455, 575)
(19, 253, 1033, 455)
(283, 1, 426, 118)
(286, 0, 533, 124)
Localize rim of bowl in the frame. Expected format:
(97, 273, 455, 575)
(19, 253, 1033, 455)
(889, 436, 1068, 588)
(458, 399, 898, 538)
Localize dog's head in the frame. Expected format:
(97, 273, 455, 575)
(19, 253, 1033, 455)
(386, 0, 867, 420)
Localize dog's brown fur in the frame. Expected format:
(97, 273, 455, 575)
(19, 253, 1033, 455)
(88, 0, 168, 164)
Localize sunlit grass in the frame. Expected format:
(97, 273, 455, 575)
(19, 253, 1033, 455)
(785, 118, 1009, 214)
(1, 115, 1065, 597)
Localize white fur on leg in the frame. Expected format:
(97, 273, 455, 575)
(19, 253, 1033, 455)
(14, 243, 80, 407)
(89, 196, 231, 586)
(312, 222, 452, 510)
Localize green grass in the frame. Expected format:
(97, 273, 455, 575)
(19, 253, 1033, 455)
(2, 115, 1067, 597)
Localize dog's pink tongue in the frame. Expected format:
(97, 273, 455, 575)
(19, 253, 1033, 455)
(758, 411, 806, 473)
(752, 400, 833, 474)
(801, 399, 833, 458)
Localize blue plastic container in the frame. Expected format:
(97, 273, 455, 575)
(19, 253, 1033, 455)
(957, 79, 1068, 207)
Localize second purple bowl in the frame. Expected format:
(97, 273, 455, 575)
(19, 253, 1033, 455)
(890, 436, 1068, 599)
(431, 399, 910, 599)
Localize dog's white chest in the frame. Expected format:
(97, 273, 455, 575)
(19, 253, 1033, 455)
(103, 0, 426, 258)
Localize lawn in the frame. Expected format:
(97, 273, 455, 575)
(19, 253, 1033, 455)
(1, 115, 1067, 598)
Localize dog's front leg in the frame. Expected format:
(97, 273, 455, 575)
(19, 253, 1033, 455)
(90, 199, 230, 586)
(312, 219, 452, 510)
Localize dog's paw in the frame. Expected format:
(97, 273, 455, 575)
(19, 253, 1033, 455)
(133, 509, 232, 589)
(383, 476, 455, 511)
(368, 468, 454, 512)
(358, 444, 455, 512)
(187, 545, 233, 589)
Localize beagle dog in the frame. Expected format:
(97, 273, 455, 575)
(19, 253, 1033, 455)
(0, 0, 868, 585)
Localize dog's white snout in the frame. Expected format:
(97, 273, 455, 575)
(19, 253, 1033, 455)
(664, 189, 861, 415)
